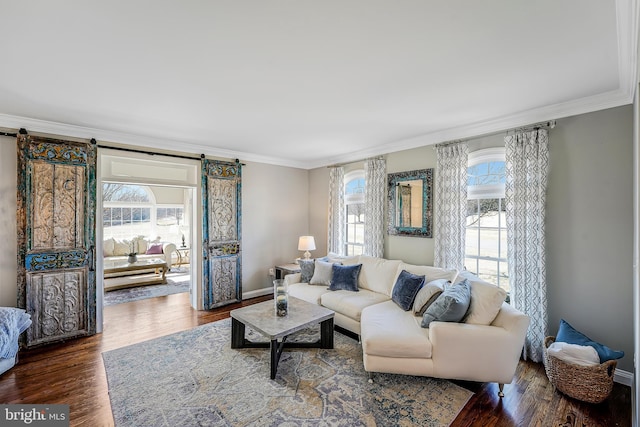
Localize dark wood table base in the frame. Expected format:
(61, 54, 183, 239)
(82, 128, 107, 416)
(231, 317, 334, 379)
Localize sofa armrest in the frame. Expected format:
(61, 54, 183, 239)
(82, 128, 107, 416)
(161, 242, 177, 269)
(283, 273, 301, 286)
(429, 303, 529, 383)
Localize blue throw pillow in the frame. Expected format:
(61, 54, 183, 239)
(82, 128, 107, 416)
(421, 279, 471, 328)
(556, 319, 624, 363)
(299, 259, 315, 283)
(329, 264, 362, 292)
(392, 270, 426, 311)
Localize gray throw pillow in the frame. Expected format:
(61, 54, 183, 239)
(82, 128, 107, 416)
(329, 264, 362, 292)
(309, 260, 335, 286)
(391, 270, 425, 311)
(421, 279, 471, 328)
(299, 259, 315, 283)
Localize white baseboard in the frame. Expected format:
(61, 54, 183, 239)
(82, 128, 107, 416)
(615, 368, 634, 387)
(242, 287, 272, 300)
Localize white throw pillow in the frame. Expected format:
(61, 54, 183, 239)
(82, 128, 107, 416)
(134, 236, 148, 254)
(358, 255, 402, 296)
(309, 260, 335, 286)
(103, 238, 115, 257)
(548, 342, 600, 366)
(412, 279, 448, 316)
(113, 239, 130, 256)
(455, 274, 507, 325)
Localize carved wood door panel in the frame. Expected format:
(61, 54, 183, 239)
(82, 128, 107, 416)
(17, 134, 97, 347)
(201, 159, 241, 309)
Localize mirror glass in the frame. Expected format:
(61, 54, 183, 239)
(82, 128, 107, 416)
(387, 169, 433, 237)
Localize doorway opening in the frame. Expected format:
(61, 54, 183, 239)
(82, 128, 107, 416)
(101, 182, 194, 306)
(96, 149, 201, 330)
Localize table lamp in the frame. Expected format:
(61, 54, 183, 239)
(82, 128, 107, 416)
(298, 236, 316, 260)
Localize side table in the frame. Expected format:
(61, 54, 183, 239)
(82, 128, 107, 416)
(176, 247, 191, 265)
(274, 263, 301, 280)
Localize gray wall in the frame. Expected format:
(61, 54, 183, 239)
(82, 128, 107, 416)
(242, 161, 309, 293)
(546, 106, 633, 372)
(308, 105, 634, 372)
(0, 135, 17, 306)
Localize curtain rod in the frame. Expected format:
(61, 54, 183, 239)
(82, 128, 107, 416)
(97, 144, 204, 161)
(326, 155, 384, 169)
(97, 143, 246, 165)
(3, 128, 245, 164)
(434, 120, 557, 148)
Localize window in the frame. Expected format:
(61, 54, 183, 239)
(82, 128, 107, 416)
(102, 184, 186, 244)
(344, 170, 365, 256)
(103, 184, 154, 240)
(465, 148, 509, 292)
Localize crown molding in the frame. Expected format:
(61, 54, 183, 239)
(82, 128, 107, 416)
(0, 113, 309, 170)
(310, 88, 634, 169)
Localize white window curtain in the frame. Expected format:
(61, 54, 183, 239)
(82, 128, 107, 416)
(328, 167, 345, 255)
(505, 128, 549, 362)
(364, 157, 386, 258)
(434, 142, 468, 270)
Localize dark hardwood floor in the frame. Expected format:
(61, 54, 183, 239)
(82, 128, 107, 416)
(0, 293, 631, 426)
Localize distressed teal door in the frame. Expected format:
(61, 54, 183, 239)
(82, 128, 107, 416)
(201, 159, 242, 309)
(17, 134, 97, 347)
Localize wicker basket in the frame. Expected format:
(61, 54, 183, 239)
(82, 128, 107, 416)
(543, 336, 616, 404)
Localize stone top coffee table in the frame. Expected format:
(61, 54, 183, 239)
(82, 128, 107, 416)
(230, 296, 335, 379)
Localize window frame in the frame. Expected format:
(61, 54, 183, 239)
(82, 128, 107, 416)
(466, 148, 509, 290)
(344, 170, 365, 256)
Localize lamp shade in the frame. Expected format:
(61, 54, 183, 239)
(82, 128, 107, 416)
(298, 236, 316, 251)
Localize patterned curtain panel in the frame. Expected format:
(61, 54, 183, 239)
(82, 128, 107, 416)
(364, 157, 386, 258)
(505, 128, 549, 362)
(434, 142, 468, 270)
(327, 167, 345, 255)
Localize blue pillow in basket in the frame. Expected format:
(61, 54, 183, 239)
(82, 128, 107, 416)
(556, 319, 624, 363)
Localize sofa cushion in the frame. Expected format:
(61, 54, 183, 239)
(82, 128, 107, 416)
(413, 279, 448, 316)
(361, 300, 432, 359)
(421, 279, 471, 328)
(104, 238, 115, 257)
(453, 271, 507, 325)
(391, 270, 425, 311)
(145, 243, 164, 255)
(310, 260, 335, 286)
(556, 319, 624, 362)
(329, 264, 361, 292)
(357, 255, 402, 297)
(393, 263, 458, 287)
(320, 289, 388, 322)
(298, 259, 315, 283)
(288, 283, 331, 305)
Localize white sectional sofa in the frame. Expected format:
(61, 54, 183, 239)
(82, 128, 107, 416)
(284, 254, 530, 396)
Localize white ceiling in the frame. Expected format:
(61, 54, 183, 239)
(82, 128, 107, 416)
(0, 1, 637, 169)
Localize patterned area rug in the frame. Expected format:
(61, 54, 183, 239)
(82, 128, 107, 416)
(103, 267, 190, 306)
(102, 319, 473, 426)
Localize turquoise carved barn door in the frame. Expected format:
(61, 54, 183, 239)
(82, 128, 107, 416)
(17, 133, 97, 347)
(201, 159, 242, 309)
